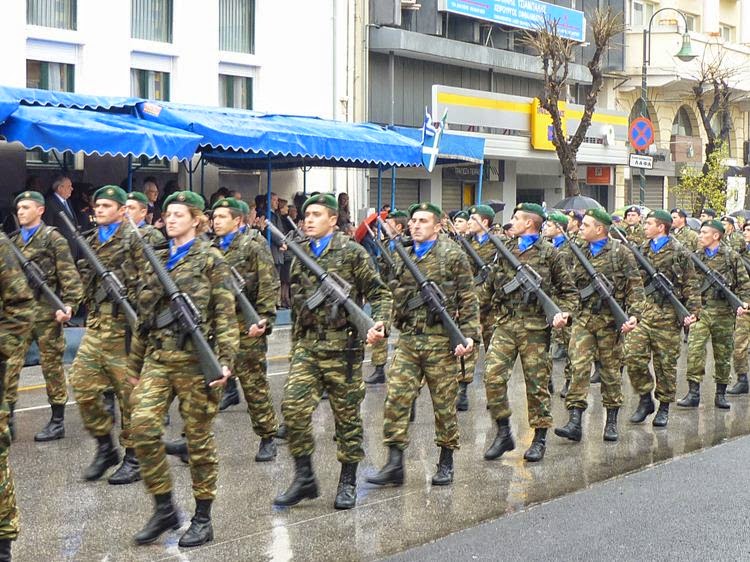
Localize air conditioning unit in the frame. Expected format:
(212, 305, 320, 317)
(401, 0, 421, 10)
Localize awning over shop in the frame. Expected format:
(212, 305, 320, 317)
(389, 125, 486, 165)
(0, 85, 142, 111)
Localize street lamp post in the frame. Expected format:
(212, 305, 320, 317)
(639, 8, 697, 205)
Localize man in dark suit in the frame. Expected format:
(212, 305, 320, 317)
(43, 174, 80, 259)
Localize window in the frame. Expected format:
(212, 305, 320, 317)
(684, 13, 699, 32)
(27, 0, 77, 29)
(131, 0, 172, 42)
(131, 69, 170, 100)
(720, 24, 735, 42)
(631, 0, 655, 27)
(219, 75, 253, 109)
(671, 107, 694, 137)
(219, 0, 255, 54)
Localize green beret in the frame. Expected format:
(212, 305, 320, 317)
(702, 219, 725, 234)
(452, 210, 469, 221)
(211, 197, 245, 214)
(585, 208, 613, 226)
(514, 202, 546, 220)
(647, 210, 672, 223)
(164, 190, 205, 211)
(237, 200, 250, 215)
(671, 207, 688, 218)
(126, 191, 149, 206)
(301, 193, 338, 214)
(94, 185, 127, 205)
(547, 212, 569, 228)
(702, 208, 717, 218)
(14, 190, 45, 206)
(468, 204, 496, 220)
(388, 210, 409, 219)
(408, 202, 442, 218)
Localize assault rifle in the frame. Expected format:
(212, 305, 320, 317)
(128, 216, 225, 385)
(3, 233, 67, 313)
(265, 222, 375, 340)
(443, 220, 490, 285)
(378, 218, 469, 349)
(57, 211, 138, 330)
(364, 222, 396, 270)
(688, 249, 747, 312)
(228, 264, 262, 327)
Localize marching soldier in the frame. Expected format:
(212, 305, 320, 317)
(480, 204, 576, 462)
(125, 192, 166, 245)
(274, 194, 391, 510)
(623, 205, 645, 246)
(624, 210, 700, 427)
(212, 197, 280, 462)
(720, 215, 744, 253)
(671, 208, 698, 251)
(130, 191, 238, 547)
(555, 209, 644, 443)
(452, 210, 470, 236)
(700, 208, 717, 222)
(566, 210, 583, 243)
(368, 202, 477, 487)
(728, 221, 750, 395)
(4, 191, 83, 442)
(678, 219, 750, 409)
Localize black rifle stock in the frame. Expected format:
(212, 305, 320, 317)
(266, 222, 375, 340)
(364, 222, 396, 270)
(57, 211, 138, 330)
(3, 234, 67, 313)
(228, 264, 262, 326)
(689, 251, 746, 311)
(456, 235, 490, 285)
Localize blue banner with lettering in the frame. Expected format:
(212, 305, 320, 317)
(439, 0, 586, 42)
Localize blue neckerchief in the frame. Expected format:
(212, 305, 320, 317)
(137, 220, 146, 228)
(310, 233, 333, 258)
(167, 238, 196, 270)
(650, 235, 669, 253)
(705, 245, 720, 258)
(21, 224, 42, 244)
(97, 222, 121, 244)
(552, 234, 566, 249)
(413, 238, 437, 260)
(239, 224, 248, 234)
(518, 234, 540, 253)
(589, 237, 608, 256)
(476, 233, 489, 245)
(389, 240, 397, 252)
(219, 230, 238, 252)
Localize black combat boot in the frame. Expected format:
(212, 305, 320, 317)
(728, 374, 749, 395)
(523, 428, 547, 462)
(629, 393, 655, 423)
(333, 462, 358, 510)
(134, 492, 180, 545)
(715, 384, 731, 409)
(409, 400, 417, 423)
(431, 447, 454, 486)
(456, 382, 469, 412)
(108, 448, 141, 485)
(178, 499, 214, 547)
(603, 408, 619, 442)
(255, 437, 277, 462)
(367, 446, 404, 486)
(273, 455, 319, 507)
(218, 377, 240, 410)
(84, 434, 120, 481)
(677, 381, 700, 407)
(652, 402, 669, 427)
(275, 423, 288, 440)
(165, 437, 189, 464)
(554, 408, 583, 441)
(34, 403, 65, 442)
(364, 364, 386, 384)
(7, 403, 15, 442)
(590, 361, 602, 384)
(560, 379, 570, 398)
(484, 417, 515, 460)
(0, 538, 10, 561)
(103, 390, 116, 422)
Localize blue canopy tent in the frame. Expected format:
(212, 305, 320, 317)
(0, 85, 141, 111)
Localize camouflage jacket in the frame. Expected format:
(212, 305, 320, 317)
(721, 231, 745, 254)
(672, 226, 698, 252)
(692, 244, 750, 310)
(480, 236, 577, 330)
(139, 223, 165, 246)
(290, 231, 392, 349)
(570, 238, 645, 321)
(138, 237, 239, 368)
(213, 229, 279, 331)
(11, 222, 83, 320)
(0, 233, 34, 352)
(625, 223, 645, 246)
(376, 235, 410, 282)
(390, 235, 480, 343)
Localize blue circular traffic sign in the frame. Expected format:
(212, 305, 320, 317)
(629, 117, 654, 151)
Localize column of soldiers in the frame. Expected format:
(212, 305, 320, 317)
(5, 182, 750, 558)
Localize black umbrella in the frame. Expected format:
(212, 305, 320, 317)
(686, 217, 701, 231)
(551, 195, 603, 210)
(730, 210, 750, 221)
(484, 200, 505, 213)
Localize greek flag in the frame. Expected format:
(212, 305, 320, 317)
(421, 108, 447, 172)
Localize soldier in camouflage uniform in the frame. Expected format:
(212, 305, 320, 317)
(4, 191, 83, 442)
(453, 210, 469, 235)
(555, 209, 644, 443)
(624, 205, 645, 246)
(211, 197, 280, 462)
(728, 222, 750, 394)
(70, 186, 146, 486)
(0, 234, 34, 560)
(700, 208, 717, 222)
(678, 219, 750, 409)
(368, 202, 477, 487)
(623, 210, 700, 427)
(671, 208, 699, 251)
(479, 204, 576, 462)
(274, 194, 391, 510)
(721, 215, 745, 253)
(130, 191, 238, 548)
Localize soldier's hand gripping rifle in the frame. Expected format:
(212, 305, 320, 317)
(227, 265, 262, 327)
(378, 218, 469, 350)
(443, 219, 490, 285)
(128, 216, 225, 386)
(364, 222, 396, 270)
(57, 211, 138, 331)
(2, 234, 67, 313)
(265, 222, 375, 340)
(688, 249, 747, 312)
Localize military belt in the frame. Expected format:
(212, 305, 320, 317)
(299, 327, 352, 342)
(152, 337, 195, 352)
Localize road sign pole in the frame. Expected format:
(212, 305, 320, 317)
(639, 28, 648, 206)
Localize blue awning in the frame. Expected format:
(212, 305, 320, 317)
(0, 85, 142, 111)
(389, 126, 486, 165)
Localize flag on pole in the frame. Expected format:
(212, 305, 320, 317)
(421, 108, 447, 172)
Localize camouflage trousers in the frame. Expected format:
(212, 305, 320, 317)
(5, 319, 67, 406)
(687, 305, 736, 385)
(624, 312, 681, 403)
(0, 407, 18, 541)
(548, 325, 573, 383)
(383, 334, 459, 450)
(70, 317, 134, 448)
(565, 314, 624, 410)
(733, 312, 750, 376)
(461, 312, 496, 384)
(235, 335, 278, 439)
(130, 348, 222, 500)
(371, 338, 388, 368)
(282, 340, 365, 463)
(484, 320, 553, 428)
